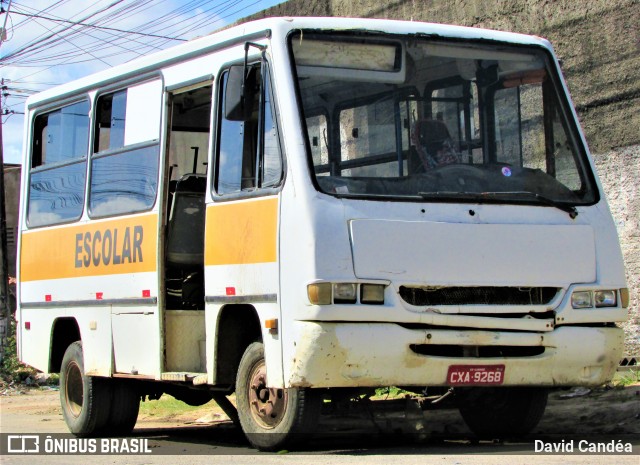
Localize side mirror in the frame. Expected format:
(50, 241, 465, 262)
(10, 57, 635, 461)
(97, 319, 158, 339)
(225, 65, 258, 121)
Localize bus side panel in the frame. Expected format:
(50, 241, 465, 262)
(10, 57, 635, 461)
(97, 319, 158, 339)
(111, 307, 160, 376)
(19, 214, 160, 377)
(204, 197, 283, 387)
(19, 307, 113, 376)
(20, 215, 158, 295)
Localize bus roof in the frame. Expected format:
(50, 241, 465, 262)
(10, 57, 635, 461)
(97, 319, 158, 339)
(25, 16, 553, 109)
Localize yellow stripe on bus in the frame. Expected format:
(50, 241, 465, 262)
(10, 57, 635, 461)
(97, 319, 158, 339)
(205, 197, 278, 266)
(20, 214, 158, 282)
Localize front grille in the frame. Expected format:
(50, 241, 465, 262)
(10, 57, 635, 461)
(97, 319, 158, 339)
(399, 286, 558, 306)
(410, 344, 545, 358)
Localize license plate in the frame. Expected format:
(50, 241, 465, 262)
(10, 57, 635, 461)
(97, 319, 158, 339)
(447, 364, 505, 385)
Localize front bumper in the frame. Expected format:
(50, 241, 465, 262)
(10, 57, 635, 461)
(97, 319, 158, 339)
(287, 321, 623, 388)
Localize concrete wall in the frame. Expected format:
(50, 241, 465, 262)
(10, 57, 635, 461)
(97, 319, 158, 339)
(247, 0, 640, 353)
(594, 146, 639, 355)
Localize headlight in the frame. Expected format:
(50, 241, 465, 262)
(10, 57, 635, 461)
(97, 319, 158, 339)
(571, 289, 619, 309)
(571, 291, 592, 309)
(594, 290, 616, 307)
(333, 283, 357, 303)
(361, 284, 385, 304)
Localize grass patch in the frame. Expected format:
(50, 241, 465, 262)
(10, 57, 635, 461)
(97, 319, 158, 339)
(373, 386, 416, 399)
(611, 369, 640, 387)
(139, 394, 215, 418)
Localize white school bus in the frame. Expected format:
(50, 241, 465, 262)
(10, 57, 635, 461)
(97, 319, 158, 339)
(17, 17, 628, 450)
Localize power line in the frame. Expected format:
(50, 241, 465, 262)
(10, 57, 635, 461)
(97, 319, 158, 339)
(1, 0, 127, 63)
(1, 1, 281, 106)
(9, 10, 186, 41)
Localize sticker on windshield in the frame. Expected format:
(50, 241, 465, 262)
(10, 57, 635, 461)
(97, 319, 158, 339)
(501, 166, 512, 177)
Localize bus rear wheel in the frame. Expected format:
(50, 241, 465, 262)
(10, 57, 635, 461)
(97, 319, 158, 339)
(235, 342, 321, 451)
(457, 387, 548, 439)
(104, 380, 140, 435)
(60, 341, 112, 436)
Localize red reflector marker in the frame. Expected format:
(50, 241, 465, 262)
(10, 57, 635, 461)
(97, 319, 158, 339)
(45, 295, 52, 302)
(96, 292, 103, 300)
(142, 290, 151, 298)
(226, 287, 236, 296)
(25, 322, 31, 330)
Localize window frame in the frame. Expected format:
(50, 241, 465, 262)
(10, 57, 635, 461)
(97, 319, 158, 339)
(212, 57, 285, 202)
(26, 97, 91, 228)
(289, 30, 600, 207)
(330, 87, 418, 177)
(88, 75, 163, 219)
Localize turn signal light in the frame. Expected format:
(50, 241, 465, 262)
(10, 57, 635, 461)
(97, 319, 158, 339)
(308, 283, 332, 305)
(307, 282, 386, 305)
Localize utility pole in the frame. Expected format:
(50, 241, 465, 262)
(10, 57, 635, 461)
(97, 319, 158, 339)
(0, 77, 10, 364)
(0, 0, 13, 47)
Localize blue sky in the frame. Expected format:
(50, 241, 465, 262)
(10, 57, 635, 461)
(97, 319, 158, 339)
(0, 0, 286, 165)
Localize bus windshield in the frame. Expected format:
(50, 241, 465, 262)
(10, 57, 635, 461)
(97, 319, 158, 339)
(290, 32, 598, 208)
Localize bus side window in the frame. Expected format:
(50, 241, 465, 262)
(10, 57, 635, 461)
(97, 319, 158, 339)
(27, 100, 90, 227)
(94, 90, 127, 152)
(215, 64, 282, 195)
(89, 80, 162, 217)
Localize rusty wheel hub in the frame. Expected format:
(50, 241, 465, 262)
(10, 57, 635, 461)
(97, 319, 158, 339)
(247, 359, 287, 429)
(65, 361, 84, 418)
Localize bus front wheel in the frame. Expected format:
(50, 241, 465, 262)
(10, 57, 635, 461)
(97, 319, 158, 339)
(59, 341, 112, 436)
(235, 342, 321, 451)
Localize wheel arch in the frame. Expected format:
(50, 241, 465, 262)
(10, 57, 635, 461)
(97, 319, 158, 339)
(49, 317, 81, 373)
(214, 304, 262, 387)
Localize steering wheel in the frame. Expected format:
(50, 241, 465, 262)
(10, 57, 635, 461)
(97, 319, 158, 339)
(430, 163, 487, 192)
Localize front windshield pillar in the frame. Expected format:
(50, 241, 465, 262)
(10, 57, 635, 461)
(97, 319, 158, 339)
(543, 79, 557, 178)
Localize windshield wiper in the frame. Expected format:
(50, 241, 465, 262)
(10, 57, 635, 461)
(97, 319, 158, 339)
(493, 191, 578, 218)
(418, 191, 480, 200)
(418, 190, 578, 218)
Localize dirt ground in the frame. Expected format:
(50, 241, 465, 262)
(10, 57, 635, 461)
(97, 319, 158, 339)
(1, 382, 638, 438)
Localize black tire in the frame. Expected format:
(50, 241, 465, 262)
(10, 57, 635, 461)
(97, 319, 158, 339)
(235, 342, 321, 451)
(59, 341, 112, 436)
(103, 380, 140, 436)
(457, 387, 548, 439)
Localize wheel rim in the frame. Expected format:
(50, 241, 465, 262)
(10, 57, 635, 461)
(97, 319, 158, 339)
(64, 360, 84, 418)
(247, 358, 287, 429)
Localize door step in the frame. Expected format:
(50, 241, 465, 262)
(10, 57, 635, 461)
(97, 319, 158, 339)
(161, 372, 207, 384)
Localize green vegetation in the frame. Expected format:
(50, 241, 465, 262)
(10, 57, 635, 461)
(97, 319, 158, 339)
(139, 394, 216, 417)
(373, 386, 415, 399)
(611, 369, 640, 387)
(1, 318, 39, 384)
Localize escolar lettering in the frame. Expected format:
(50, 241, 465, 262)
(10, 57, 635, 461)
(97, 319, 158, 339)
(75, 226, 143, 268)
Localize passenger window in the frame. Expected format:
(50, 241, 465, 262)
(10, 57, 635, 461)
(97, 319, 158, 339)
(94, 90, 126, 152)
(28, 100, 89, 227)
(215, 65, 282, 195)
(90, 80, 161, 217)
